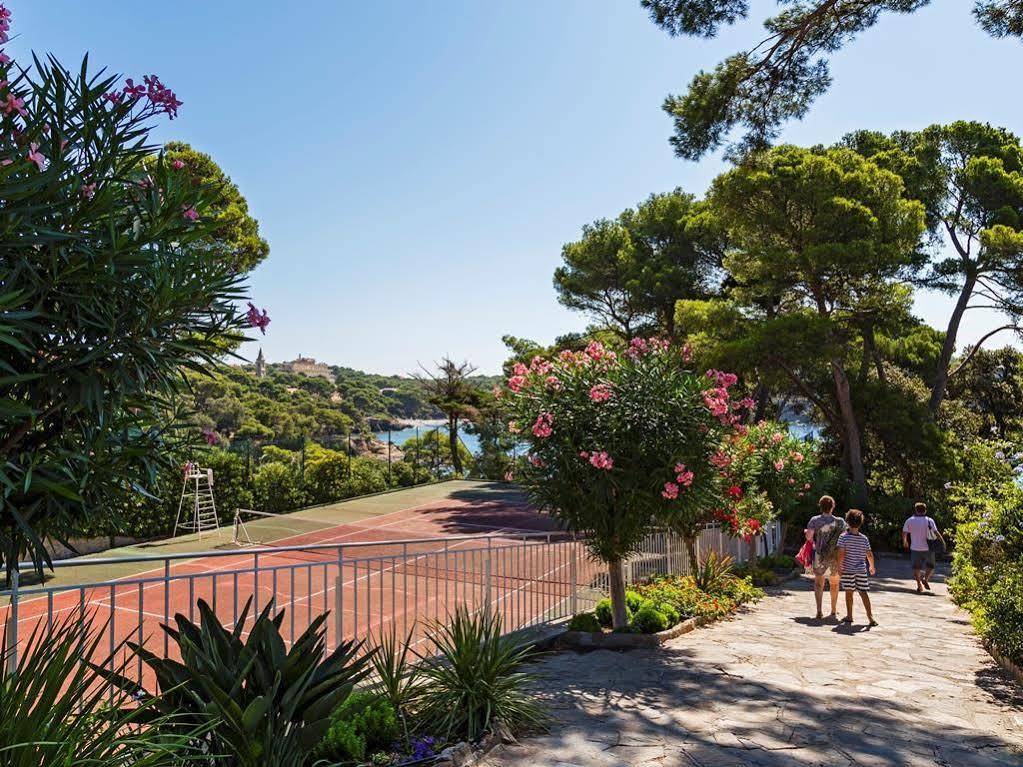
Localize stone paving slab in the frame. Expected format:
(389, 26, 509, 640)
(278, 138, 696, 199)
(483, 559, 1023, 767)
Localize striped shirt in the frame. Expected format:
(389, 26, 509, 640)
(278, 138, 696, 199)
(836, 531, 871, 575)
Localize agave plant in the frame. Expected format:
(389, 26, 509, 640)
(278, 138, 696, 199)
(103, 597, 372, 767)
(415, 606, 546, 742)
(0, 614, 200, 766)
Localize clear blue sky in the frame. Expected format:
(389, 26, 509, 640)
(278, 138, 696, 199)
(11, 1, 1023, 374)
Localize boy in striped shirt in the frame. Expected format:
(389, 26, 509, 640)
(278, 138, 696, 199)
(835, 509, 878, 626)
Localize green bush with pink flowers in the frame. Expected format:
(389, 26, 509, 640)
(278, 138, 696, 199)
(504, 338, 748, 627)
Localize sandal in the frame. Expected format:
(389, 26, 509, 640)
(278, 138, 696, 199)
(868, 619, 879, 627)
(840, 616, 853, 624)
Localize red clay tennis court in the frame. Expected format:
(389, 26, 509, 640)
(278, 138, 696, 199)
(1, 480, 603, 693)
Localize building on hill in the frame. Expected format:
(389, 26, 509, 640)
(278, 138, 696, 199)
(282, 355, 334, 380)
(254, 348, 266, 378)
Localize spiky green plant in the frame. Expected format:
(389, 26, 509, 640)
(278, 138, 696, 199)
(415, 606, 546, 742)
(0, 614, 200, 766)
(102, 597, 371, 767)
(693, 551, 735, 594)
(369, 625, 422, 746)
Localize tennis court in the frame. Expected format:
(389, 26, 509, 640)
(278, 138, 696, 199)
(2, 480, 598, 692)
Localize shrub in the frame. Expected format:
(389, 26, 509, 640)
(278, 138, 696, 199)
(504, 341, 743, 628)
(976, 564, 1023, 663)
(568, 612, 603, 632)
(314, 692, 401, 765)
(252, 460, 305, 513)
(625, 589, 643, 613)
(733, 564, 778, 586)
(415, 606, 546, 741)
(631, 605, 669, 634)
(2, 616, 200, 766)
(369, 626, 421, 738)
(108, 598, 372, 767)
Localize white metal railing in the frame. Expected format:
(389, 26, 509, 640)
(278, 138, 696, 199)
(1, 522, 782, 692)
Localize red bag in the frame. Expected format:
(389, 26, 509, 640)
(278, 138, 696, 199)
(795, 540, 813, 568)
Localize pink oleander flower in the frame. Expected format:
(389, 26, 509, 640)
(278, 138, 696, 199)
(545, 375, 561, 390)
(788, 478, 796, 485)
(103, 91, 123, 105)
(578, 450, 589, 459)
(171, 159, 185, 170)
(681, 343, 693, 362)
(585, 340, 605, 360)
(492, 385, 503, 399)
(710, 450, 732, 468)
(26, 142, 44, 170)
(703, 388, 730, 418)
(727, 485, 743, 500)
(662, 482, 679, 500)
(123, 78, 146, 99)
(2, 91, 25, 116)
(504, 471, 514, 482)
(80, 182, 97, 199)
(201, 427, 218, 446)
(589, 383, 612, 403)
(246, 302, 271, 334)
(512, 362, 528, 377)
(0, 52, 10, 66)
(528, 454, 544, 467)
(773, 459, 785, 472)
(677, 468, 695, 487)
(507, 375, 526, 393)
(804, 482, 811, 490)
(628, 337, 649, 357)
(529, 355, 552, 375)
(791, 451, 804, 463)
(182, 205, 199, 221)
(771, 432, 783, 444)
(706, 369, 738, 388)
(531, 413, 553, 439)
(734, 424, 749, 436)
(588, 451, 613, 471)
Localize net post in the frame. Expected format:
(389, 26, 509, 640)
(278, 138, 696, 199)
(4, 568, 19, 677)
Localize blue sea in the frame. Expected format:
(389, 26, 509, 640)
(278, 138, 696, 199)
(374, 422, 482, 456)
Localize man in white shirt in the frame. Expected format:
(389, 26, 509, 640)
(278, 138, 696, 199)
(902, 502, 945, 593)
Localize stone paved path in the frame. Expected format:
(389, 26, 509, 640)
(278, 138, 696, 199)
(483, 558, 1023, 767)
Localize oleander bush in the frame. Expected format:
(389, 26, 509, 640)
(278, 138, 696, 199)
(1, 616, 201, 766)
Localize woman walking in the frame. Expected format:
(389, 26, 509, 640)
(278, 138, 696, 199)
(805, 495, 846, 620)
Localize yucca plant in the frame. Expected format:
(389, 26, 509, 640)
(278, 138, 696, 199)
(103, 597, 372, 767)
(415, 606, 546, 742)
(369, 625, 422, 747)
(0, 614, 201, 766)
(693, 551, 735, 594)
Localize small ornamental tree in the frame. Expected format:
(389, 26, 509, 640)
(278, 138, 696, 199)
(504, 338, 744, 627)
(714, 421, 818, 559)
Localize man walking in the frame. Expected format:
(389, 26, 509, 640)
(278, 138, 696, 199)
(902, 502, 946, 593)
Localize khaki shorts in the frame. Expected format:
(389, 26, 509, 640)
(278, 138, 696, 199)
(812, 559, 838, 577)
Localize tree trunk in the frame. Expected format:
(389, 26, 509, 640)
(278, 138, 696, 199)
(448, 415, 462, 475)
(930, 272, 976, 415)
(684, 536, 699, 574)
(831, 360, 868, 507)
(606, 557, 629, 628)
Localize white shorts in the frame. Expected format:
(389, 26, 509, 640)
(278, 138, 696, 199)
(840, 573, 870, 592)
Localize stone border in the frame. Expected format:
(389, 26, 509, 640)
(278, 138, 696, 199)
(985, 642, 1023, 688)
(558, 615, 712, 650)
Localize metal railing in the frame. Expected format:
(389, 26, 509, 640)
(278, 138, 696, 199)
(1, 521, 782, 692)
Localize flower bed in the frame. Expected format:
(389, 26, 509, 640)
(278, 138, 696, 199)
(562, 572, 764, 648)
(733, 553, 799, 586)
